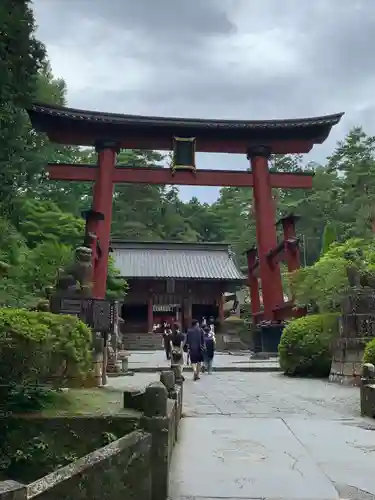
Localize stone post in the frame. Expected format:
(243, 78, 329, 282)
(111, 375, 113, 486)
(362, 363, 375, 385)
(360, 363, 375, 418)
(160, 370, 176, 399)
(142, 382, 169, 500)
(160, 370, 183, 440)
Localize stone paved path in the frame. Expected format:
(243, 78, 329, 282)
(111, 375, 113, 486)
(125, 350, 279, 371)
(169, 372, 375, 500)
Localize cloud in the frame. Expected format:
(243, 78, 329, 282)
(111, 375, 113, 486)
(32, 0, 375, 202)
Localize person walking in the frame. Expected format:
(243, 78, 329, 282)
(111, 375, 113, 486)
(183, 327, 190, 365)
(208, 316, 216, 336)
(203, 325, 215, 374)
(170, 322, 185, 381)
(162, 321, 172, 361)
(186, 319, 204, 381)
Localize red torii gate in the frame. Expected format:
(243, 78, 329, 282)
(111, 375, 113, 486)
(26, 103, 343, 322)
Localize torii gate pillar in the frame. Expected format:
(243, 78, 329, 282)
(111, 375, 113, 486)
(92, 141, 119, 299)
(247, 146, 284, 320)
(246, 247, 261, 316)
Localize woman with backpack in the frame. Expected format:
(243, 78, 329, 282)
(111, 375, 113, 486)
(203, 325, 215, 374)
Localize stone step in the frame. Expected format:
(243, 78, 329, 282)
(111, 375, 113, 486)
(122, 332, 164, 350)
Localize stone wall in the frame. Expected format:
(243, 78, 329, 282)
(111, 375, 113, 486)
(330, 348, 364, 386)
(330, 289, 375, 385)
(0, 371, 183, 500)
(31, 431, 151, 500)
(0, 414, 141, 483)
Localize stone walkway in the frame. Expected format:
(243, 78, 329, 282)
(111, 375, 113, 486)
(169, 372, 375, 500)
(124, 350, 279, 372)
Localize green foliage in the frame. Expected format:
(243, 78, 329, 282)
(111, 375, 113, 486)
(0, 0, 45, 210)
(106, 257, 128, 299)
(1, 384, 60, 414)
(15, 199, 85, 247)
(320, 223, 337, 256)
(363, 338, 375, 366)
(0, 239, 127, 307)
(20, 241, 72, 295)
(0, 241, 72, 308)
(290, 238, 372, 312)
(0, 217, 27, 266)
(278, 313, 339, 377)
(0, 431, 78, 483)
(0, 0, 45, 105)
(211, 187, 255, 266)
(0, 309, 92, 390)
(327, 128, 375, 239)
(1, 422, 120, 483)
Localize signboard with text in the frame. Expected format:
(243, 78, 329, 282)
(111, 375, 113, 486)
(50, 295, 118, 334)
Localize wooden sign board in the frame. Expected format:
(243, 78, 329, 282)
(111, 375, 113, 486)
(50, 295, 118, 334)
(172, 137, 196, 170)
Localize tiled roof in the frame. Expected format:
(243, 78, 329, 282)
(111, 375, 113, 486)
(110, 241, 245, 281)
(27, 103, 344, 131)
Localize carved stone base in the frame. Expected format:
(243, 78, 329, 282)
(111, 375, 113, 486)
(329, 371, 361, 386)
(330, 355, 364, 386)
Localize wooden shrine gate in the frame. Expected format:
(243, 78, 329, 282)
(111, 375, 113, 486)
(26, 103, 343, 323)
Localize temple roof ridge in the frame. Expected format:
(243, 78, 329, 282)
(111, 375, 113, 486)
(110, 239, 234, 252)
(110, 240, 245, 281)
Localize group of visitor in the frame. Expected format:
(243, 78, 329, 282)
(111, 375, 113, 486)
(157, 317, 216, 381)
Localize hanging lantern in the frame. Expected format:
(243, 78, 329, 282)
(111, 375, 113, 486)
(172, 137, 196, 173)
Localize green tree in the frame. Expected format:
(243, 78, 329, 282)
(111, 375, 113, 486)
(290, 238, 371, 312)
(327, 127, 375, 238)
(0, 217, 27, 267)
(23, 67, 93, 217)
(210, 187, 256, 265)
(21, 241, 72, 297)
(272, 156, 339, 265)
(106, 257, 128, 299)
(0, 0, 45, 211)
(320, 223, 337, 256)
(179, 197, 224, 242)
(14, 199, 85, 248)
(158, 187, 200, 241)
(111, 149, 166, 240)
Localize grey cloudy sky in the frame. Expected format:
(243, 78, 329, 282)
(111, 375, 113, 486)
(32, 0, 375, 202)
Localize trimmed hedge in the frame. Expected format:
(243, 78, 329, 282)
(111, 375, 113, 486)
(0, 308, 92, 388)
(278, 313, 338, 377)
(364, 338, 375, 366)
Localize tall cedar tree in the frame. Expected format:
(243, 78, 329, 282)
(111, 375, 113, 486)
(0, 1, 45, 211)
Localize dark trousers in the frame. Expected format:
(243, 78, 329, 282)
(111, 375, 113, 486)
(164, 338, 171, 360)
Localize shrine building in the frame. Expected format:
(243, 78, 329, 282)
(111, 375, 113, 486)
(110, 240, 245, 333)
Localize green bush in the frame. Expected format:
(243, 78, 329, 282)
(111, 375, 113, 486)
(363, 338, 375, 366)
(1, 384, 60, 413)
(0, 308, 92, 388)
(278, 313, 338, 377)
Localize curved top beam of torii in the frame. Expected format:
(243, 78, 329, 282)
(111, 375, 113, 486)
(26, 102, 344, 154)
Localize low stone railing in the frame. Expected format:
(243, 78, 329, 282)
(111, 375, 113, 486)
(0, 370, 183, 500)
(360, 363, 375, 418)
